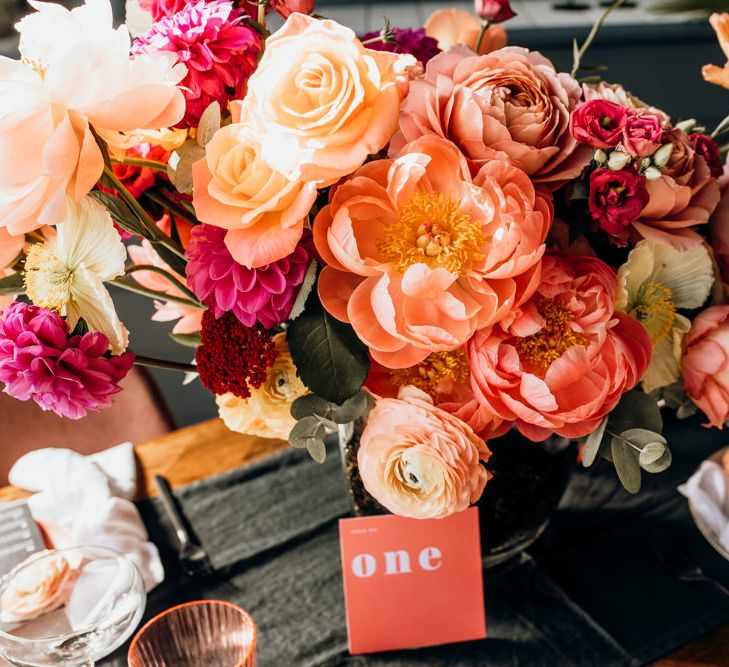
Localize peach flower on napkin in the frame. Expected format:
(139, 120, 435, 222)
(358, 385, 492, 519)
(0, 552, 78, 623)
(423, 9, 507, 55)
(239, 13, 415, 186)
(390, 46, 591, 186)
(314, 135, 550, 369)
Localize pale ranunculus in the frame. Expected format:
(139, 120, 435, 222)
(357, 385, 492, 519)
(240, 13, 415, 186)
(0, 0, 185, 234)
(23, 196, 128, 354)
(192, 122, 318, 269)
(216, 333, 308, 440)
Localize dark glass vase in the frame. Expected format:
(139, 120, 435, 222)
(338, 422, 577, 568)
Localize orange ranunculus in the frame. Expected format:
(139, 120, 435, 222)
(314, 135, 550, 369)
(358, 385, 492, 519)
(424, 9, 507, 55)
(239, 13, 415, 186)
(191, 122, 318, 268)
(703, 13, 729, 89)
(468, 253, 653, 441)
(390, 45, 591, 186)
(632, 128, 720, 250)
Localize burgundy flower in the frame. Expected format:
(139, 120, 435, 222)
(570, 99, 629, 150)
(474, 0, 516, 23)
(0, 303, 135, 420)
(589, 166, 649, 243)
(359, 27, 440, 65)
(622, 112, 664, 158)
(691, 133, 724, 179)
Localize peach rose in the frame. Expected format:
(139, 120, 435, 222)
(0, 552, 77, 623)
(192, 122, 318, 268)
(239, 13, 415, 186)
(423, 8, 507, 55)
(358, 385, 492, 519)
(469, 253, 653, 441)
(314, 135, 550, 369)
(632, 129, 720, 250)
(390, 46, 591, 186)
(682, 306, 729, 428)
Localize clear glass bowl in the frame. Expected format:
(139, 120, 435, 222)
(0, 545, 146, 667)
(127, 600, 257, 667)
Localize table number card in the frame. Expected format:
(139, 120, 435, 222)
(339, 507, 486, 654)
(0, 501, 44, 577)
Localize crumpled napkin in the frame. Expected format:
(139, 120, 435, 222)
(8, 444, 164, 593)
(679, 459, 729, 552)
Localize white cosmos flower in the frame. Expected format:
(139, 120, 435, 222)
(616, 240, 714, 393)
(23, 195, 128, 354)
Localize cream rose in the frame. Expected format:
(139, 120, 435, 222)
(216, 333, 307, 440)
(240, 13, 415, 185)
(358, 386, 492, 519)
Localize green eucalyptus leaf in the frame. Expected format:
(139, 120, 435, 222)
(288, 259, 318, 322)
(306, 438, 327, 464)
(0, 272, 24, 296)
(330, 391, 375, 424)
(89, 190, 148, 238)
(638, 442, 673, 473)
(289, 416, 327, 442)
(582, 417, 607, 467)
(290, 394, 334, 421)
(611, 436, 642, 494)
(170, 332, 202, 348)
(608, 390, 663, 435)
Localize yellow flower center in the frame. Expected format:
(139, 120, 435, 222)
(627, 280, 676, 344)
(515, 299, 588, 370)
(389, 349, 470, 400)
(377, 192, 485, 276)
(24, 243, 71, 311)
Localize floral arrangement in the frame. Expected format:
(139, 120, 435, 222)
(3, 0, 729, 520)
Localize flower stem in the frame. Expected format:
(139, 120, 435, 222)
(134, 355, 198, 373)
(570, 0, 625, 78)
(111, 157, 169, 172)
(140, 189, 198, 226)
(475, 20, 490, 54)
(125, 264, 200, 303)
(257, 1, 266, 29)
(110, 278, 205, 309)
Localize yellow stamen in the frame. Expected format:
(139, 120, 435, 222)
(21, 57, 47, 80)
(390, 349, 470, 400)
(628, 280, 676, 344)
(377, 192, 485, 276)
(24, 243, 72, 312)
(515, 299, 588, 370)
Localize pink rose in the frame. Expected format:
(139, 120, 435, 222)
(358, 385, 492, 519)
(682, 306, 729, 428)
(474, 0, 516, 23)
(622, 112, 664, 157)
(690, 133, 724, 179)
(469, 253, 653, 441)
(391, 46, 591, 185)
(589, 167, 649, 243)
(570, 99, 629, 149)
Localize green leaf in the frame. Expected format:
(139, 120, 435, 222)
(89, 190, 148, 238)
(330, 390, 374, 424)
(286, 285, 369, 404)
(0, 272, 24, 296)
(289, 416, 326, 443)
(69, 318, 89, 337)
(306, 438, 327, 464)
(169, 141, 205, 195)
(196, 102, 221, 148)
(582, 417, 607, 468)
(288, 259, 317, 321)
(152, 241, 188, 276)
(291, 394, 334, 421)
(638, 441, 672, 473)
(170, 332, 202, 348)
(611, 436, 642, 494)
(608, 390, 663, 435)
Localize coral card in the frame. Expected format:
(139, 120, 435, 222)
(339, 507, 486, 654)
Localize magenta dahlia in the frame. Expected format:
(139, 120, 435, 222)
(185, 224, 314, 329)
(132, 0, 262, 128)
(0, 303, 135, 420)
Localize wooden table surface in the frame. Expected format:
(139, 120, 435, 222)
(0, 418, 726, 665)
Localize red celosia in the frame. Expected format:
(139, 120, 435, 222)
(195, 310, 277, 398)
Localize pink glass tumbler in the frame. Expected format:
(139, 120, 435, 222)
(127, 600, 256, 667)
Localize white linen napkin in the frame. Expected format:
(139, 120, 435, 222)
(8, 444, 164, 593)
(679, 460, 729, 552)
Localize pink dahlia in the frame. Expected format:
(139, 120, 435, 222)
(0, 303, 135, 420)
(139, 0, 262, 22)
(132, 0, 262, 128)
(185, 224, 313, 328)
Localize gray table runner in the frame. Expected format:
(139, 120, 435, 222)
(104, 413, 729, 666)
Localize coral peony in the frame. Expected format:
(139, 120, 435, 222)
(391, 46, 591, 185)
(423, 9, 507, 55)
(359, 27, 440, 65)
(132, 0, 261, 128)
(468, 253, 652, 441)
(240, 13, 415, 186)
(0, 0, 185, 235)
(314, 135, 550, 369)
(0, 302, 135, 420)
(703, 13, 729, 90)
(358, 386, 491, 519)
(632, 128, 720, 250)
(589, 167, 649, 244)
(191, 122, 317, 268)
(682, 305, 729, 428)
(185, 224, 313, 328)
